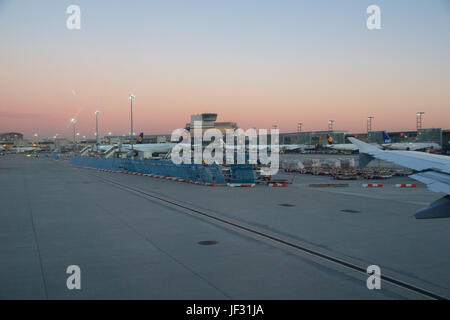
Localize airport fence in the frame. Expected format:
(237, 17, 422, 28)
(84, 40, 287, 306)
(229, 164, 255, 185)
(121, 159, 227, 185)
(70, 156, 122, 171)
(70, 157, 227, 185)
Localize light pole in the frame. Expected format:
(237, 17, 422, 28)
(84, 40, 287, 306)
(71, 118, 77, 143)
(33, 133, 38, 148)
(416, 112, 425, 131)
(297, 123, 302, 133)
(367, 116, 373, 133)
(94, 110, 100, 144)
(129, 94, 135, 150)
(328, 120, 335, 131)
(54, 134, 59, 151)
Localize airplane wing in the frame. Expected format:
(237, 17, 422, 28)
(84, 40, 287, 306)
(349, 138, 450, 177)
(410, 171, 450, 194)
(348, 137, 450, 219)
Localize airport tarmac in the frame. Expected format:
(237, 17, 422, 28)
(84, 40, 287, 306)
(1, 154, 449, 299)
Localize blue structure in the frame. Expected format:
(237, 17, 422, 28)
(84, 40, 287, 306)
(70, 157, 227, 185)
(229, 164, 255, 184)
(70, 157, 122, 171)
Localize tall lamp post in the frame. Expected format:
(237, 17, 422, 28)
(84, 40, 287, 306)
(416, 112, 425, 131)
(328, 120, 335, 131)
(129, 94, 135, 150)
(94, 110, 100, 144)
(71, 118, 77, 143)
(54, 134, 59, 151)
(367, 116, 373, 133)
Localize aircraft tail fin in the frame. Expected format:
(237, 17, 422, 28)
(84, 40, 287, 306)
(327, 134, 334, 145)
(137, 132, 144, 144)
(382, 131, 392, 144)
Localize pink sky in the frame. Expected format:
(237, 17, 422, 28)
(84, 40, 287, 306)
(1, 59, 448, 139)
(1, 1, 449, 139)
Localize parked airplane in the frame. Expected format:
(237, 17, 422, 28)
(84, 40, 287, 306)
(279, 144, 315, 153)
(221, 140, 313, 153)
(94, 133, 178, 156)
(10, 146, 42, 153)
(121, 133, 177, 157)
(326, 132, 441, 153)
(325, 134, 359, 152)
(349, 137, 450, 219)
(381, 131, 441, 151)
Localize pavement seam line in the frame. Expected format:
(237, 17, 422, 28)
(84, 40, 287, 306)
(24, 175, 49, 300)
(85, 182, 232, 299)
(88, 171, 448, 300)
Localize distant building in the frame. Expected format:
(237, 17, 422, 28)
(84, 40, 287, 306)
(362, 129, 442, 145)
(104, 134, 171, 144)
(141, 134, 171, 143)
(443, 130, 450, 155)
(214, 122, 238, 134)
(281, 128, 448, 151)
(0, 132, 23, 142)
(189, 113, 217, 130)
(0, 132, 24, 148)
(281, 131, 347, 146)
(186, 113, 237, 134)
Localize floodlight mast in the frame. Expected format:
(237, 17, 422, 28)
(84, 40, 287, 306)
(129, 94, 135, 150)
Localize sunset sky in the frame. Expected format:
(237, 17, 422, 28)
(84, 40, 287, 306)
(1, 0, 449, 139)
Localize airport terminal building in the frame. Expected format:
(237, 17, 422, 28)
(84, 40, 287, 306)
(282, 131, 347, 146)
(95, 111, 449, 155)
(0, 132, 24, 147)
(281, 128, 449, 154)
